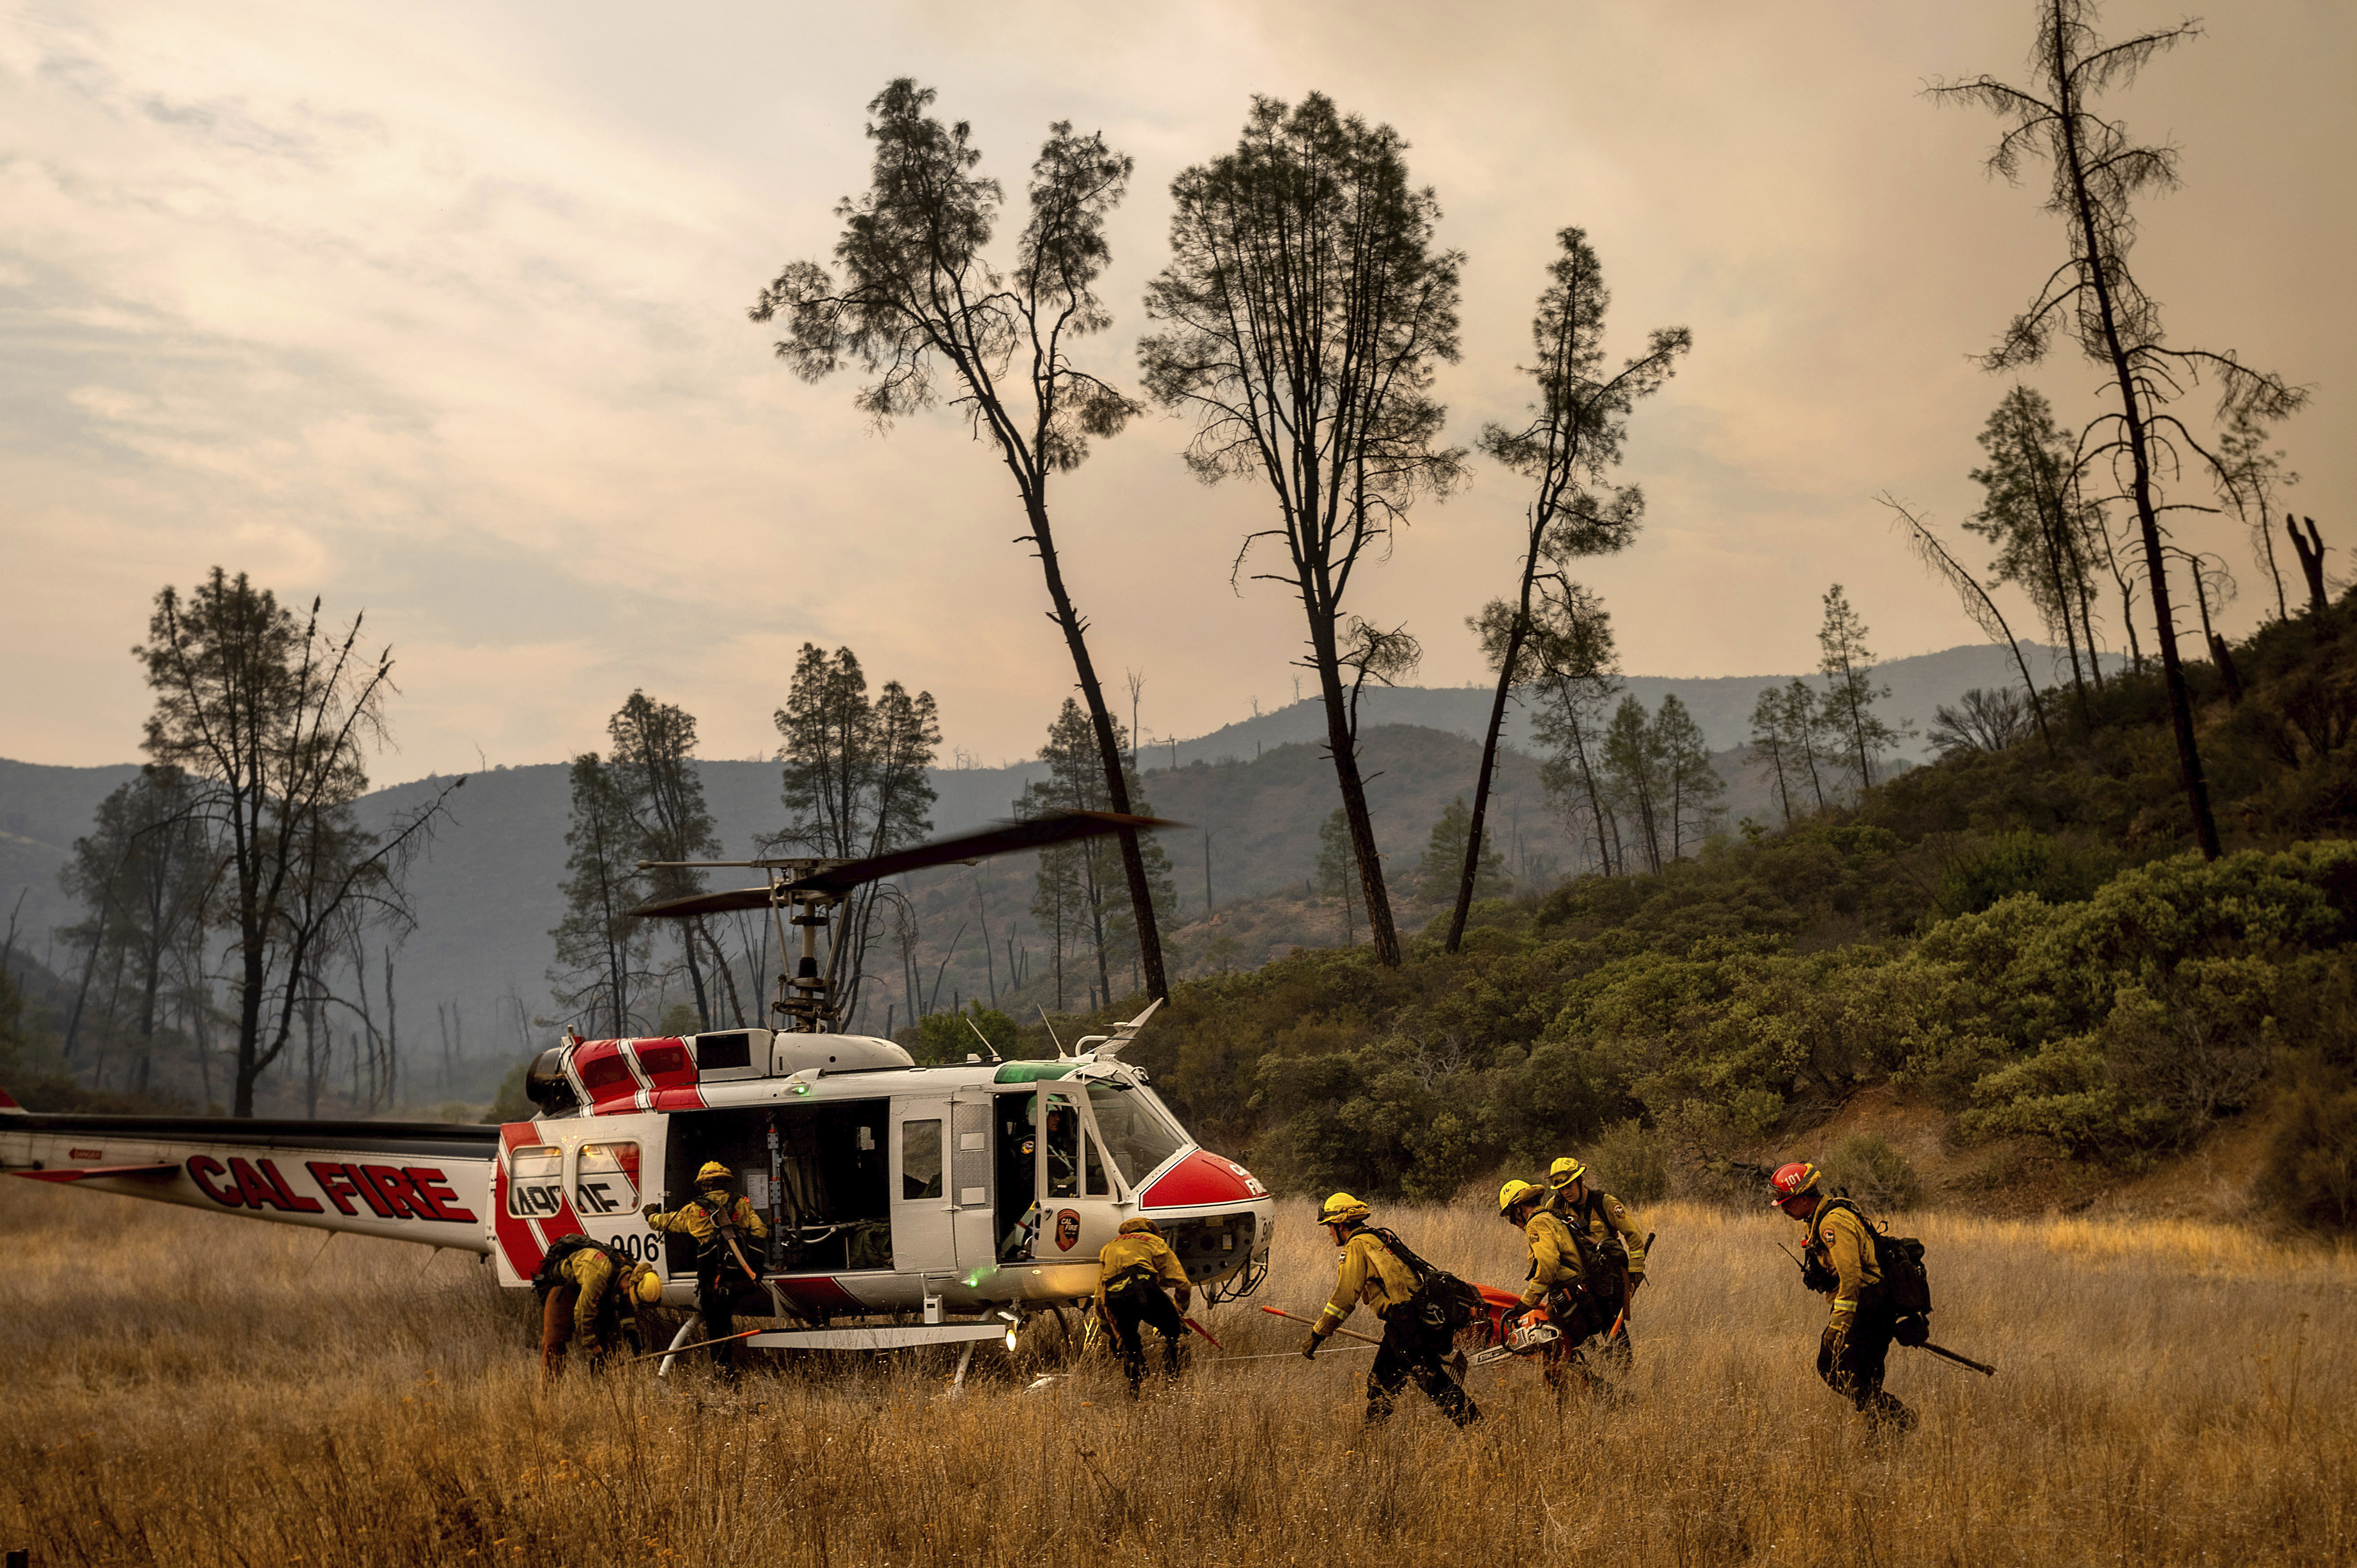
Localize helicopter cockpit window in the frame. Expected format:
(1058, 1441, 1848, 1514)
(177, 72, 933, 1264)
(1083, 1126, 1110, 1197)
(901, 1118, 944, 1201)
(575, 1142, 640, 1218)
(1087, 1083, 1188, 1187)
(506, 1145, 563, 1219)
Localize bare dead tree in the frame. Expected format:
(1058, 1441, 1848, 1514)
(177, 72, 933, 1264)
(136, 571, 457, 1115)
(1882, 494, 2053, 753)
(1930, 0, 2309, 857)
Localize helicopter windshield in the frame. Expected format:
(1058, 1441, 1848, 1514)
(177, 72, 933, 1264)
(1086, 1082, 1187, 1187)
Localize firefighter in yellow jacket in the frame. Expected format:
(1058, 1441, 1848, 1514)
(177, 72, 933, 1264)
(1548, 1156, 1647, 1365)
(1500, 1180, 1608, 1393)
(1094, 1216, 1192, 1393)
(533, 1237, 662, 1379)
(1771, 1160, 1915, 1433)
(1302, 1193, 1480, 1429)
(645, 1161, 769, 1382)
(1501, 1180, 1584, 1308)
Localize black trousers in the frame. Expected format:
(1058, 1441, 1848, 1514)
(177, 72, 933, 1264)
(1367, 1307, 1480, 1428)
(1817, 1289, 1915, 1431)
(1106, 1287, 1187, 1389)
(698, 1264, 754, 1380)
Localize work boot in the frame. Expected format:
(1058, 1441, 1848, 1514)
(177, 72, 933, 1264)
(1863, 1392, 1916, 1437)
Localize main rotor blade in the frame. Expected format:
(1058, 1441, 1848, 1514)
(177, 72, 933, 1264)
(625, 810, 1182, 919)
(626, 884, 782, 919)
(802, 810, 1182, 897)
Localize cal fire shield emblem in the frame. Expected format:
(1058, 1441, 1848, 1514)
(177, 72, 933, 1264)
(1056, 1209, 1080, 1252)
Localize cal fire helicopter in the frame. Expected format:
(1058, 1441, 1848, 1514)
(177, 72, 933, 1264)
(1, 810, 1273, 1374)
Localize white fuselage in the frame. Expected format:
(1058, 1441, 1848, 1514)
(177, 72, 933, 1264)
(2, 1027, 1273, 1324)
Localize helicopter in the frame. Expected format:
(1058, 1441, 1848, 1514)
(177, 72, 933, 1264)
(1, 809, 1273, 1378)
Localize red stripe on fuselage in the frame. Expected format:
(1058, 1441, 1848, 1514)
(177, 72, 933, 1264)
(492, 1122, 548, 1279)
(574, 1040, 639, 1114)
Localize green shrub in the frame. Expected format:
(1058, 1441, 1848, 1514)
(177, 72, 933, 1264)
(1583, 1118, 1670, 1203)
(1820, 1133, 1923, 1211)
(2257, 959, 2357, 1232)
(2262, 1053, 2357, 1231)
(915, 1002, 1019, 1065)
(1934, 830, 2115, 916)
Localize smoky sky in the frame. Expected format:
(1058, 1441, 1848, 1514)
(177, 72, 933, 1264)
(3, 0, 2348, 778)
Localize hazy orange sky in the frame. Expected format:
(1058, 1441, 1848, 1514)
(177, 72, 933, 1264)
(5, 0, 2348, 779)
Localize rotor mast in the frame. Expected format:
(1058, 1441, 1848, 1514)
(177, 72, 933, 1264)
(634, 856, 847, 1033)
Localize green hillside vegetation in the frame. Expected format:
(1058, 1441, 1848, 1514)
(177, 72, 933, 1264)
(1126, 599, 2357, 1232)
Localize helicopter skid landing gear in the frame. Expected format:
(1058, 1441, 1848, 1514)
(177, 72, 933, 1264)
(654, 1314, 704, 1380)
(938, 1342, 977, 1401)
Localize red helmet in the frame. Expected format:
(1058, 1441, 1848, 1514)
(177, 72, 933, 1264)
(1769, 1161, 1821, 1206)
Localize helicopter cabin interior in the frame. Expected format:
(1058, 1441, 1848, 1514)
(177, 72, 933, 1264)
(661, 1100, 894, 1275)
(643, 1074, 1219, 1284)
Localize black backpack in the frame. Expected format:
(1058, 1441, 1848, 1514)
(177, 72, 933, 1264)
(1813, 1198, 1932, 1315)
(530, 1234, 628, 1298)
(1368, 1226, 1484, 1332)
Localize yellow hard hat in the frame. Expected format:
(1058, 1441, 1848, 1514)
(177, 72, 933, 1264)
(695, 1161, 733, 1187)
(1318, 1192, 1371, 1228)
(1548, 1156, 1588, 1190)
(1499, 1179, 1544, 1217)
(630, 1264, 664, 1305)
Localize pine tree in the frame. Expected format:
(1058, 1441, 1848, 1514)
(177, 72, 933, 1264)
(1817, 585, 1906, 792)
(759, 81, 1170, 1000)
(1746, 687, 1796, 827)
(1416, 797, 1509, 905)
(1527, 583, 1623, 876)
(1653, 695, 1727, 858)
(772, 644, 940, 1029)
(1601, 696, 1667, 874)
(1022, 699, 1174, 1009)
(1964, 386, 2108, 725)
(607, 691, 731, 1027)
(548, 753, 653, 1039)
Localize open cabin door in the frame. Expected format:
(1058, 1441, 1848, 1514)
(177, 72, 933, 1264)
(889, 1095, 955, 1282)
(948, 1091, 996, 1271)
(1034, 1086, 1124, 1265)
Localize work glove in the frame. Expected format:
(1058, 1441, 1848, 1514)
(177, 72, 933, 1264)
(1301, 1328, 1327, 1360)
(641, 1203, 661, 1220)
(1893, 1313, 1930, 1347)
(1627, 1271, 1645, 1292)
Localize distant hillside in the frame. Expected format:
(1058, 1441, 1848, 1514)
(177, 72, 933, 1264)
(0, 640, 2025, 1099)
(1166, 641, 2102, 768)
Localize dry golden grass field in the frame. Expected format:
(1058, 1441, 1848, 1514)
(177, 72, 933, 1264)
(4, 1184, 2352, 1567)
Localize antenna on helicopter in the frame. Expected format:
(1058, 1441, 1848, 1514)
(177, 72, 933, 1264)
(963, 1014, 1003, 1064)
(1038, 1006, 1068, 1060)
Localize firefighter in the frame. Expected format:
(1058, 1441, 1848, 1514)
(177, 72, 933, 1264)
(533, 1236, 662, 1380)
(1499, 1179, 1602, 1396)
(1301, 1193, 1480, 1430)
(1548, 1156, 1648, 1366)
(645, 1161, 769, 1383)
(1501, 1179, 1584, 1309)
(1094, 1216, 1192, 1394)
(1770, 1160, 1916, 1433)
